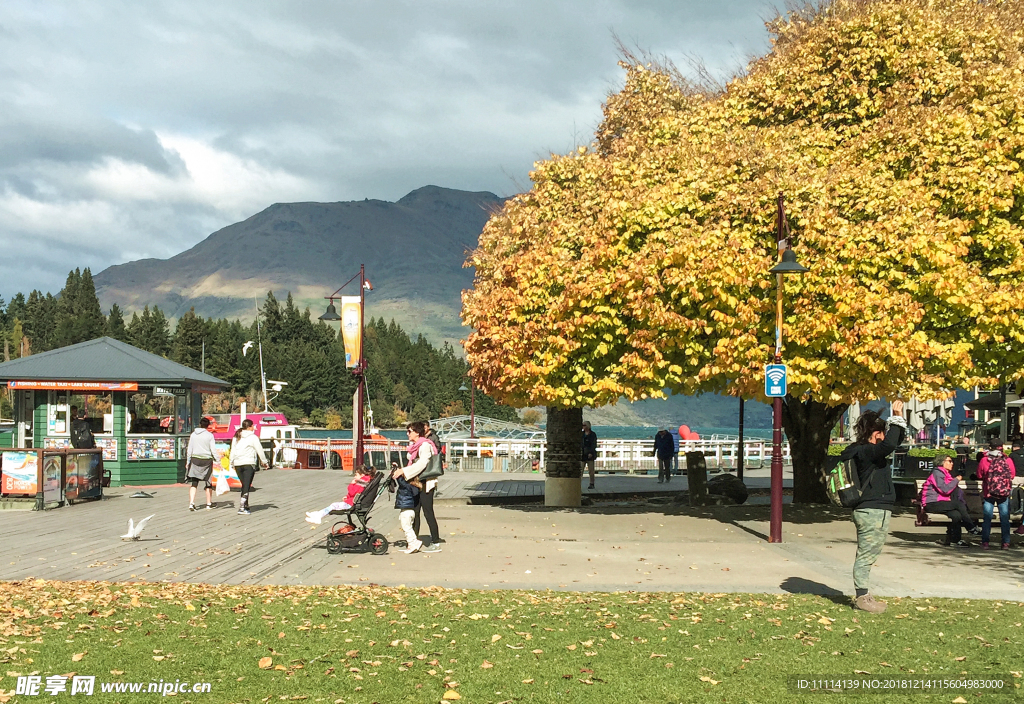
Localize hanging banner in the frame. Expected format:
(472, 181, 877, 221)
(340, 296, 362, 368)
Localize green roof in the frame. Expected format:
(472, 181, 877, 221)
(0, 337, 229, 388)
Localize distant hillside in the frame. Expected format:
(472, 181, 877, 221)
(94, 186, 505, 345)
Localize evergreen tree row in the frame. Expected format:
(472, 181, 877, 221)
(0, 271, 519, 427)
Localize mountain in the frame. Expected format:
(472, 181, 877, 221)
(94, 186, 505, 345)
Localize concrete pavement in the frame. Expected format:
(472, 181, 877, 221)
(0, 467, 1020, 600)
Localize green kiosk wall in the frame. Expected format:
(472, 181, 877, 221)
(0, 337, 228, 488)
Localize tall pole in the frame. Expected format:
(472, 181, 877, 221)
(737, 397, 745, 482)
(470, 379, 476, 439)
(356, 263, 366, 469)
(770, 193, 786, 544)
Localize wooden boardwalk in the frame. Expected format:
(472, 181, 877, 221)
(0, 468, 787, 587)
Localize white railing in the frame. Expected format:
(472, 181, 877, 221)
(445, 437, 790, 474)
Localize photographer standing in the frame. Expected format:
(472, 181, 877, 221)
(839, 400, 906, 614)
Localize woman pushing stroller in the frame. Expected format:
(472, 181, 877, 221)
(392, 421, 440, 554)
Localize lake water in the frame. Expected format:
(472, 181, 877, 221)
(297, 425, 774, 441)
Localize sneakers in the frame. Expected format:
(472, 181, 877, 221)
(305, 512, 323, 525)
(587, 483, 595, 490)
(1016, 525, 1024, 535)
(947, 540, 972, 548)
(968, 526, 982, 536)
(188, 504, 196, 512)
(981, 542, 990, 550)
(402, 541, 423, 554)
(238, 507, 251, 515)
(853, 594, 887, 613)
(206, 504, 213, 511)
(421, 544, 442, 553)
(1002, 542, 1011, 550)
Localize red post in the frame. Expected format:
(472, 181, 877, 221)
(770, 371, 784, 543)
(356, 264, 366, 470)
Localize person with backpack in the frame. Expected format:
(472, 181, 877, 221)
(922, 452, 980, 547)
(412, 421, 443, 550)
(978, 442, 1015, 549)
(70, 409, 95, 449)
(837, 400, 906, 614)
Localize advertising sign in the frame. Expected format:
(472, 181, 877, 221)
(8, 381, 138, 391)
(340, 296, 361, 368)
(65, 452, 103, 502)
(214, 441, 242, 489)
(42, 454, 62, 504)
(1, 451, 40, 495)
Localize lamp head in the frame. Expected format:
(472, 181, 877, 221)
(458, 383, 469, 392)
(319, 300, 341, 321)
(769, 248, 809, 274)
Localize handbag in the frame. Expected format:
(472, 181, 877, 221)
(419, 451, 444, 481)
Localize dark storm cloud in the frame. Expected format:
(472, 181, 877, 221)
(0, 0, 776, 299)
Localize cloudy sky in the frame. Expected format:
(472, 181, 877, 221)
(0, 1, 776, 300)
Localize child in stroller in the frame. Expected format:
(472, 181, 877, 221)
(306, 466, 375, 524)
(320, 468, 390, 555)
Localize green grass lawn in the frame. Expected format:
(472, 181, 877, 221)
(0, 580, 1020, 703)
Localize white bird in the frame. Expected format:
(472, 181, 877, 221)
(242, 341, 254, 356)
(121, 514, 155, 541)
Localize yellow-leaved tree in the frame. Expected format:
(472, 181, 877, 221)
(463, 0, 1024, 503)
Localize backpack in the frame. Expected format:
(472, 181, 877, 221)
(984, 454, 1013, 499)
(826, 456, 863, 508)
(71, 420, 95, 449)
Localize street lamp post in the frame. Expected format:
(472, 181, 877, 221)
(767, 193, 809, 544)
(320, 264, 372, 469)
(458, 380, 476, 439)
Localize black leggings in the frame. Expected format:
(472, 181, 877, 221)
(925, 499, 975, 541)
(236, 465, 256, 502)
(413, 489, 439, 542)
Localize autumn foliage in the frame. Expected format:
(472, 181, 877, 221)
(465, 0, 1024, 413)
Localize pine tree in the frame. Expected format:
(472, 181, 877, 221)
(172, 308, 206, 370)
(106, 304, 128, 342)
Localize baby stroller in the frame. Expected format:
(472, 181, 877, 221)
(325, 470, 390, 555)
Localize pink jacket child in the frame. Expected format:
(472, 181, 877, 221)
(977, 450, 1016, 499)
(305, 470, 374, 524)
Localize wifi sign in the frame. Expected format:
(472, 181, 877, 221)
(765, 364, 788, 398)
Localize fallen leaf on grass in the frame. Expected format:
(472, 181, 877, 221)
(566, 644, 577, 651)
(532, 649, 543, 654)
(442, 692, 461, 701)
(71, 653, 85, 662)
(110, 670, 123, 675)
(480, 660, 493, 669)
(952, 698, 968, 704)
(258, 657, 273, 669)
(955, 657, 967, 662)
(610, 633, 620, 640)
(699, 676, 719, 685)
(491, 634, 501, 643)
(152, 656, 165, 661)
(650, 653, 666, 658)
(521, 679, 534, 684)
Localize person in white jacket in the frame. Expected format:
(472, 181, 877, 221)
(230, 419, 268, 515)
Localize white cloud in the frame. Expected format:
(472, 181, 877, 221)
(0, 0, 776, 298)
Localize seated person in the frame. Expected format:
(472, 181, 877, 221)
(305, 466, 374, 524)
(922, 452, 980, 547)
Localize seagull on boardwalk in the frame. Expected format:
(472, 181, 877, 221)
(121, 515, 155, 541)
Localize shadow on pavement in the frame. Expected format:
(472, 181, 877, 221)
(887, 530, 1024, 581)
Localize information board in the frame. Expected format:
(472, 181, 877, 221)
(126, 437, 175, 461)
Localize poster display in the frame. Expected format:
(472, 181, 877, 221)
(44, 437, 71, 450)
(340, 296, 361, 368)
(42, 454, 62, 504)
(214, 441, 242, 489)
(65, 453, 103, 502)
(1, 451, 40, 495)
(126, 437, 175, 461)
(95, 438, 118, 461)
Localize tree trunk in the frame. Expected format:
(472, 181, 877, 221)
(545, 406, 583, 506)
(781, 395, 848, 504)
